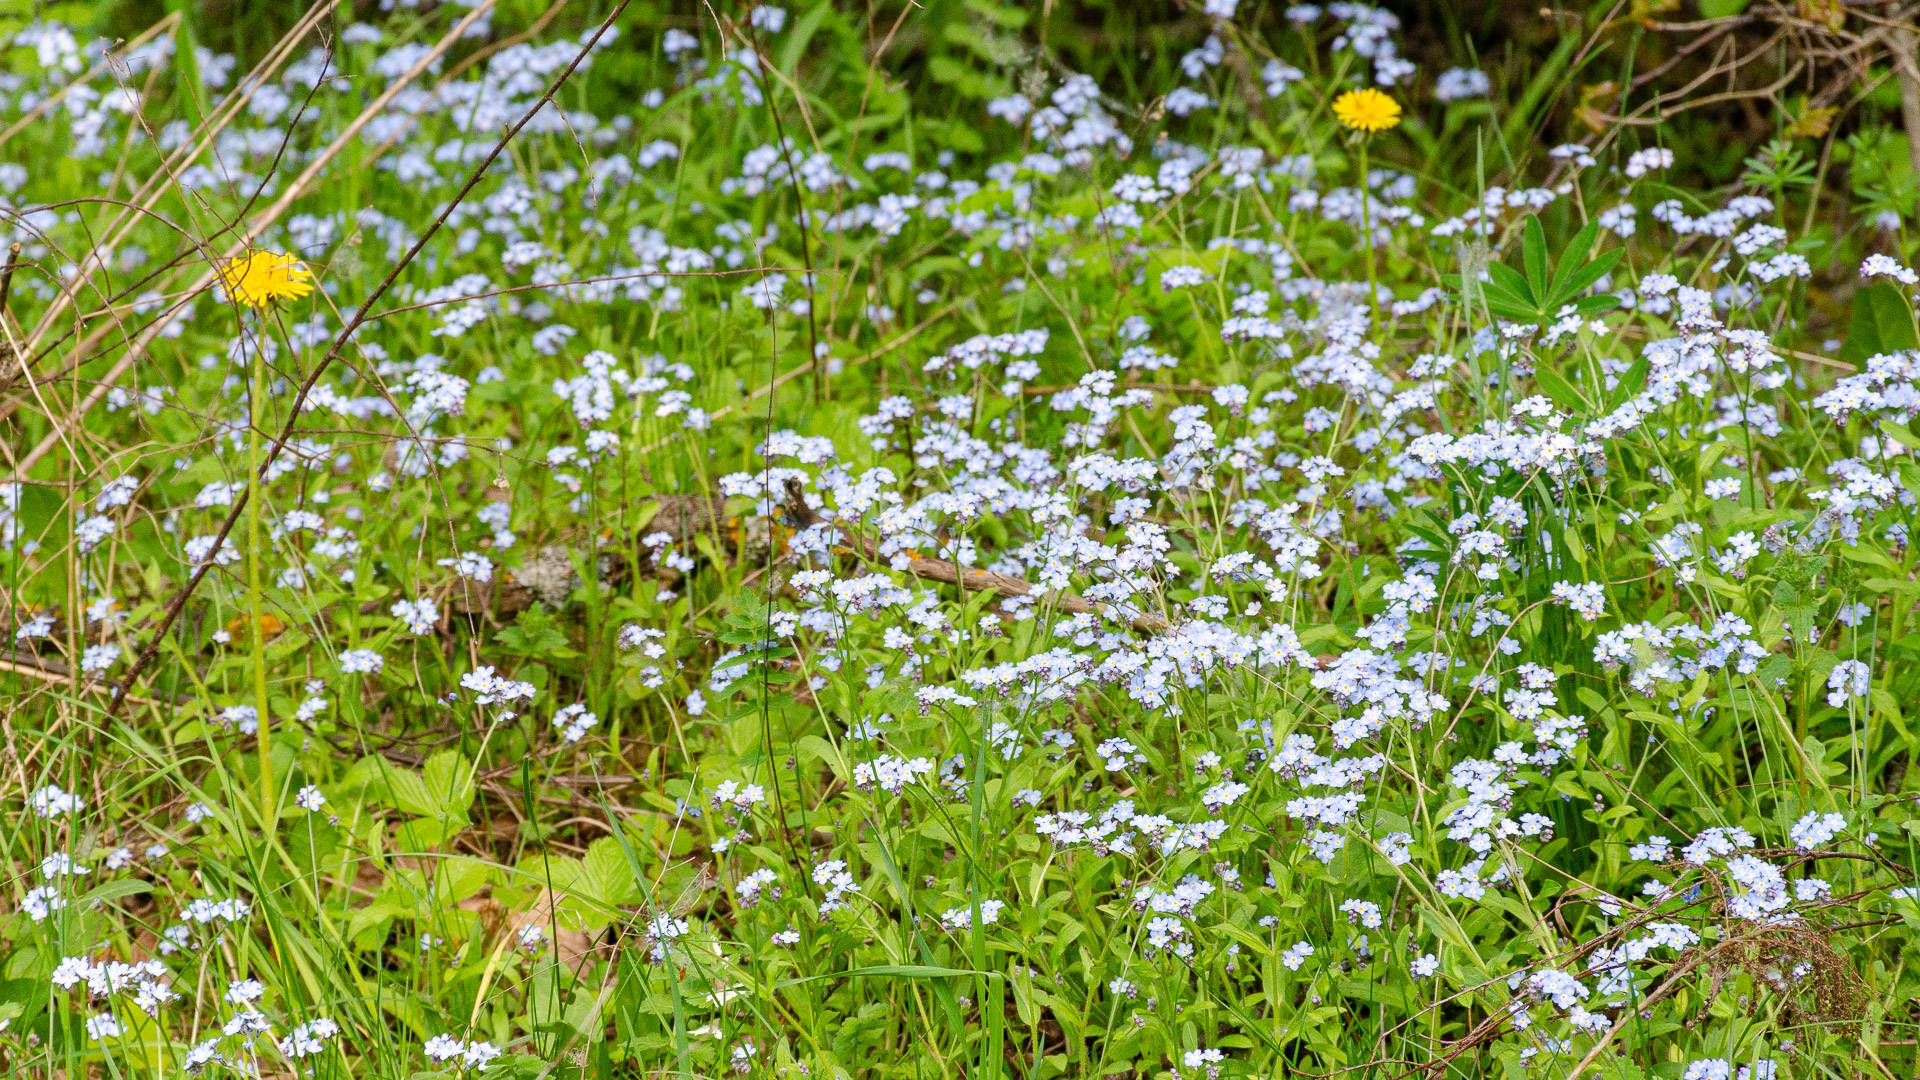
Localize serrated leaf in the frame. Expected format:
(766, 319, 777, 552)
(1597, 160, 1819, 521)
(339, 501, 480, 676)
(422, 750, 477, 817)
(387, 768, 436, 819)
(496, 605, 575, 659)
(1773, 577, 1821, 643)
(581, 836, 639, 906)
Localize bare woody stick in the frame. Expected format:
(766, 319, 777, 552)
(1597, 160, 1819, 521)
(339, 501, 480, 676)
(11, 0, 502, 477)
(778, 478, 1171, 633)
(106, 0, 633, 717)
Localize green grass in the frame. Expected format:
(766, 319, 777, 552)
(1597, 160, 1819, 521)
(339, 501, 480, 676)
(3, 2, 1920, 1078)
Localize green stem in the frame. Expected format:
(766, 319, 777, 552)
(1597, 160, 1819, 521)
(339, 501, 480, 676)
(246, 321, 274, 828)
(1358, 138, 1377, 313)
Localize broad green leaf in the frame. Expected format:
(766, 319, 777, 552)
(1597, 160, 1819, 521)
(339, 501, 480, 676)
(422, 750, 477, 817)
(387, 768, 436, 819)
(1841, 281, 1919, 362)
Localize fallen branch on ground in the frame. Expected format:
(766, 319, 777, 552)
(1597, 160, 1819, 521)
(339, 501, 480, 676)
(779, 478, 1171, 633)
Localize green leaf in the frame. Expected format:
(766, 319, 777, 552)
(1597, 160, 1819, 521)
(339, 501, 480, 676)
(1521, 216, 1549, 302)
(1772, 578, 1821, 643)
(1534, 364, 1588, 412)
(1609, 354, 1650, 408)
(1572, 294, 1621, 318)
(395, 815, 462, 850)
(1564, 525, 1588, 566)
(1501, 31, 1581, 150)
(1554, 248, 1623, 308)
(964, 0, 1029, 28)
(581, 836, 640, 905)
(1486, 259, 1532, 308)
(387, 768, 436, 819)
(774, 965, 999, 989)
(1486, 297, 1539, 322)
(433, 853, 495, 903)
(1882, 420, 1920, 452)
(1546, 221, 1599, 302)
(497, 605, 575, 659)
(1841, 281, 1919, 363)
(9, 484, 69, 604)
(77, 879, 152, 906)
(422, 750, 477, 817)
(775, 1, 834, 74)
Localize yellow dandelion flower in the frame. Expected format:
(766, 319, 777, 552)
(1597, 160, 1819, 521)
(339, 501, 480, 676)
(1332, 88, 1401, 134)
(217, 250, 312, 308)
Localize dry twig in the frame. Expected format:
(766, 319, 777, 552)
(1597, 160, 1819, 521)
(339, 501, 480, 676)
(779, 477, 1171, 632)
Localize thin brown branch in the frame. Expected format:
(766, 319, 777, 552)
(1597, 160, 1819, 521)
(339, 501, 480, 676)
(778, 477, 1172, 633)
(106, 0, 634, 716)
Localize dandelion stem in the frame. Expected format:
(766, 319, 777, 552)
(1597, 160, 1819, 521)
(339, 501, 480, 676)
(1358, 138, 1377, 314)
(246, 324, 274, 828)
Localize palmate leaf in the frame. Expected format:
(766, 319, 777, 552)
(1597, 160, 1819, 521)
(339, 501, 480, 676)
(1550, 247, 1623, 311)
(1533, 363, 1589, 412)
(1478, 284, 1530, 312)
(1471, 215, 1621, 327)
(1484, 260, 1535, 307)
(1546, 221, 1599, 301)
(1480, 261, 1538, 321)
(1572, 293, 1621, 317)
(1521, 215, 1549, 301)
(1486, 296, 1538, 322)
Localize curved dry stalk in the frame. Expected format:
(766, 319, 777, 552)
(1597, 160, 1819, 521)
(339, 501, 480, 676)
(11, 0, 500, 479)
(105, 0, 632, 717)
(0, 13, 181, 150)
(19, 2, 337, 358)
